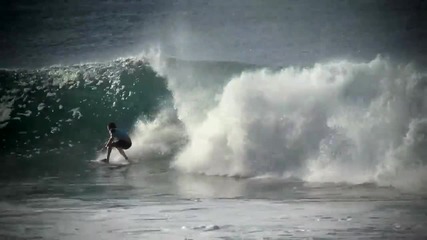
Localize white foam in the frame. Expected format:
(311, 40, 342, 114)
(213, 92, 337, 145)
(17, 110, 32, 117)
(148, 52, 427, 191)
(69, 107, 82, 119)
(0, 99, 15, 128)
(126, 108, 185, 161)
(37, 103, 45, 111)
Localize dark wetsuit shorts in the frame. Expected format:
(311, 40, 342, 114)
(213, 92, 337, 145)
(112, 140, 132, 149)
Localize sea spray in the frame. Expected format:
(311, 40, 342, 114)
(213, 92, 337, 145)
(150, 54, 427, 191)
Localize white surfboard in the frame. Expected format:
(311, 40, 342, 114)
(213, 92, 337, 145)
(90, 158, 131, 168)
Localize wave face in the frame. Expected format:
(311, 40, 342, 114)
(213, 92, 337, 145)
(149, 55, 427, 191)
(2, 53, 427, 191)
(0, 55, 254, 178)
(0, 58, 172, 176)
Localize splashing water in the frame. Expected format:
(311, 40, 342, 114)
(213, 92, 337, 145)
(149, 54, 427, 191)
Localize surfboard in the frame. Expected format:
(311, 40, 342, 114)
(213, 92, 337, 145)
(90, 158, 130, 169)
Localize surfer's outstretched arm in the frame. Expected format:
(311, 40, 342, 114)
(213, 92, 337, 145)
(105, 137, 113, 148)
(98, 139, 110, 152)
(103, 134, 114, 162)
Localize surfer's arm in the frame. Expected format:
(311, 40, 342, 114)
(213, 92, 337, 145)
(105, 130, 114, 148)
(105, 137, 113, 148)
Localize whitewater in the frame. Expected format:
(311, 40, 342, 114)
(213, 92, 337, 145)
(2, 0, 427, 239)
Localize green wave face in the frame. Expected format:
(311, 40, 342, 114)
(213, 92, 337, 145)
(0, 58, 171, 176)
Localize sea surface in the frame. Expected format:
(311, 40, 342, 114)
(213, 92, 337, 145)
(1, 1, 427, 239)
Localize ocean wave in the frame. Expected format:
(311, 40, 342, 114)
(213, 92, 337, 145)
(0, 57, 171, 173)
(2, 52, 427, 191)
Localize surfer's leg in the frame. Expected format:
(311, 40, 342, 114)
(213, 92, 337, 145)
(117, 148, 129, 160)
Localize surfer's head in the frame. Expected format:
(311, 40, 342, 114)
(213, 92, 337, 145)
(107, 122, 116, 130)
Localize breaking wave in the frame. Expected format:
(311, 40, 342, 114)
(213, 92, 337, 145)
(2, 51, 427, 191)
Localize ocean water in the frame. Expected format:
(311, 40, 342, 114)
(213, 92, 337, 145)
(1, 1, 427, 239)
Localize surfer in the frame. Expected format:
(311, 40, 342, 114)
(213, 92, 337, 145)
(102, 122, 132, 163)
